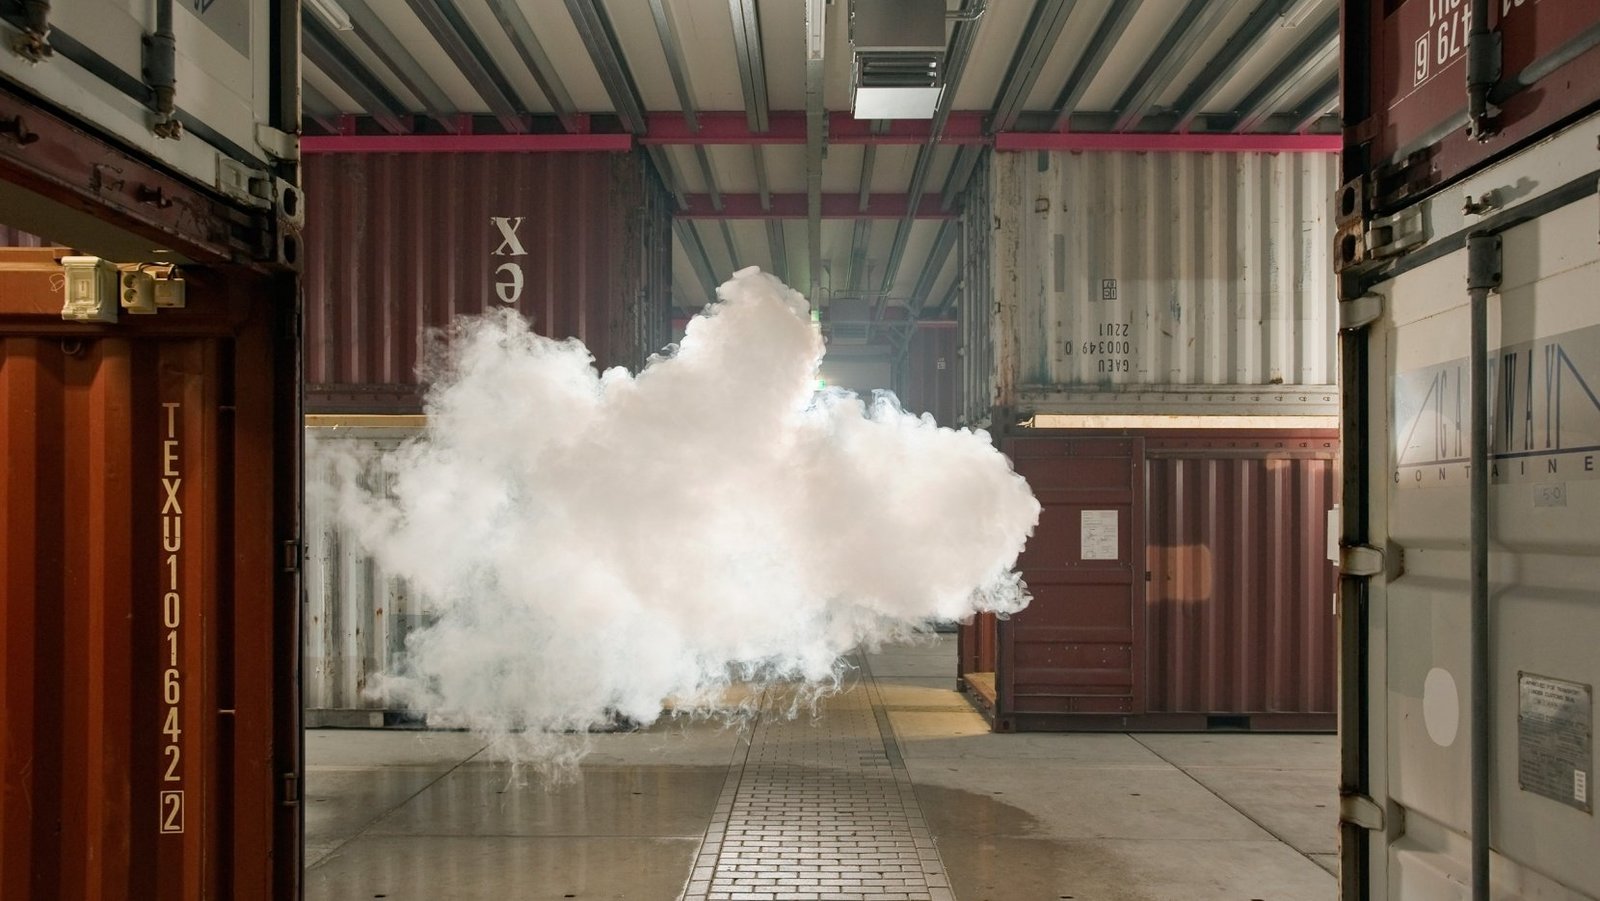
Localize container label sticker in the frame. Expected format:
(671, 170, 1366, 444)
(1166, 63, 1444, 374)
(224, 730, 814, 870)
(1080, 510, 1118, 561)
(1517, 673, 1592, 813)
(1394, 323, 1600, 489)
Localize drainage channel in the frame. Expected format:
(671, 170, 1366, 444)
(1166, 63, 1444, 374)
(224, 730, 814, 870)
(680, 659, 953, 901)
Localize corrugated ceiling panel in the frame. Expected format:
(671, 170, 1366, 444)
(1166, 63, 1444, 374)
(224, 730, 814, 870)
(1022, 0, 1116, 111)
(669, 0, 747, 110)
(1206, 8, 1339, 113)
(1074, 2, 1182, 111)
(454, 0, 557, 114)
(521, 0, 616, 112)
(757, 0, 805, 109)
(948, 0, 1034, 110)
(601, 0, 682, 112)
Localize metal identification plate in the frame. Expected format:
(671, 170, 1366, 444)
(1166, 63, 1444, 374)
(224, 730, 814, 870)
(1518, 673, 1593, 813)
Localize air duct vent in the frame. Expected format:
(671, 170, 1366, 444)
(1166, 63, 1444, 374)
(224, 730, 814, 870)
(825, 297, 871, 345)
(849, 0, 946, 119)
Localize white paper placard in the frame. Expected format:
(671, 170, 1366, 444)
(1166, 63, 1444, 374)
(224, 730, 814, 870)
(1081, 510, 1119, 561)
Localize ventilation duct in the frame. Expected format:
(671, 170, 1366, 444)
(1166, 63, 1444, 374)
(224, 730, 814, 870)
(849, 0, 947, 119)
(825, 297, 871, 344)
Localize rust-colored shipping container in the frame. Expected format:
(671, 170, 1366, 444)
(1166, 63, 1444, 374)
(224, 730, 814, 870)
(0, 249, 301, 899)
(962, 430, 1339, 732)
(899, 324, 958, 425)
(302, 151, 673, 412)
(1342, 0, 1600, 215)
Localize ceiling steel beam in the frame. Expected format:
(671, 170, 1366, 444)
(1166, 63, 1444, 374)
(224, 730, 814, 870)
(1049, 0, 1143, 131)
(404, 0, 529, 134)
(1111, 0, 1237, 132)
(1230, 11, 1339, 133)
(565, 0, 648, 134)
(939, 144, 983, 210)
(995, 132, 1339, 152)
(907, 220, 957, 315)
(645, 146, 689, 208)
(648, 0, 700, 132)
(642, 111, 987, 145)
(988, 0, 1080, 133)
(301, 81, 346, 136)
(302, 16, 410, 134)
(674, 218, 721, 303)
(487, 0, 581, 133)
(1290, 75, 1340, 134)
(301, 133, 634, 153)
(676, 194, 959, 219)
(804, 1, 824, 300)
(1170, 0, 1296, 133)
(338, 0, 462, 132)
(728, 0, 771, 133)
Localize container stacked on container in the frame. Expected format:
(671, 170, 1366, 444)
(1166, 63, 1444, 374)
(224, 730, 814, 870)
(959, 147, 1342, 731)
(1336, 2, 1600, 899)
(300, 150, 673, 723)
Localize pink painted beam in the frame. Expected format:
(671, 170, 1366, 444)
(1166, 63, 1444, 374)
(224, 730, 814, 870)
(300, 133, 634, 153)
(993, 132, 1341, 153)
(676, 193, 954, 219)
(641, 111, 988, 145)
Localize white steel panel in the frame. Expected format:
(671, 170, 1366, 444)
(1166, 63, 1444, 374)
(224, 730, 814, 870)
(1357, 118, 1600, 899)
(987, 149, 1339, 415)
(304, 427, 430, 719)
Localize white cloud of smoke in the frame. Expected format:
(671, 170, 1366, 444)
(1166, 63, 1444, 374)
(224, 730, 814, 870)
(323, 267, 1039, 756)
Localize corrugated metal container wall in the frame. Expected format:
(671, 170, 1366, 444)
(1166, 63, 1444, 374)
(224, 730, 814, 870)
(958, 152, 994, 427)
(1144, 438, 1338, 716)
(899, 326, 957, 425)
(302, 426, 427, 724)
(0, 225, 47, 247)
(977, 431, 1338, 732)
(302, 152, 672, 412)
(0, 249, 300, 900)
(988, 151, 1339, 417)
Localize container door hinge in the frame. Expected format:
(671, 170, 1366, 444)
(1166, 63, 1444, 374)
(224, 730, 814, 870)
(1367, 206, 1426, 259)
(1339, 544, 1384, 577)
(281, 772, 299, 807)
(1339, 294, 1383, 331)
(1340, 792, 1385, 831)
(255, 124, 299, 162)
(282, 539, 301, 573)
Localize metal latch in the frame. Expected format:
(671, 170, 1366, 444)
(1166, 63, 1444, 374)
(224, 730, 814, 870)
(1367, 206, 1426, 259)
(216, 155, 274, 210)
(281, 772, 299, 806)
(282, 539, 301, 573)
(1340, 792, 1385, 831)
(1339, 544, 1384, 577)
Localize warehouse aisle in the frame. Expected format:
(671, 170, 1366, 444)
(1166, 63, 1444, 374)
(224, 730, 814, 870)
(304, 637, 1336, 901)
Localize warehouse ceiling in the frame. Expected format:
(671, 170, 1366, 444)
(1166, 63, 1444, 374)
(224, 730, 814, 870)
(300, 0, 1341, 342)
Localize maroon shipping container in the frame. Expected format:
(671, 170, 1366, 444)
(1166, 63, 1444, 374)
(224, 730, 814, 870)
(899, 325, 958, 425)
(302, 152, 673, 412)
(1, 249, 300, 899)
(963, 430, 1339, 732)
(1341, 0, 1600, 214)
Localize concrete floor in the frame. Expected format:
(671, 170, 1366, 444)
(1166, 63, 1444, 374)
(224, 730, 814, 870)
(305, 636, 1337, 900)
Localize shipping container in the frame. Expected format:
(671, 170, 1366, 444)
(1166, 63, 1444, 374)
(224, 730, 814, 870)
(1335, 105, 1600, 900)
(301, 151, 673, 413)
(958, 152, 995, 429)
(0, 248, 300, 900)
(301, 421, 426, 725)
(898, 325, 958, 426)
(973, 150, 1340, 425)
(0, 0, 300, 221)
(1340, 0, 1600, 218)
(962, 430, 1340, 732)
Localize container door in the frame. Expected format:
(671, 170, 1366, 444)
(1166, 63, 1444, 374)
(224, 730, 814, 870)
(999, 436, 1145, 729)
(1339, 121, 1600, 900)
(0, 250, 301, 900)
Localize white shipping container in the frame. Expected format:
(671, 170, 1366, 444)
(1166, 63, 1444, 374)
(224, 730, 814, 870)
(983, 150, 1339, 420)
(1343, 112, 1600, 900)
(303, 425, 429, 725)
(0, 0, 293, 210)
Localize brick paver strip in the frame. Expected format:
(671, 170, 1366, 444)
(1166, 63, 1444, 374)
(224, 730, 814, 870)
(680, 656, 954, 901)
